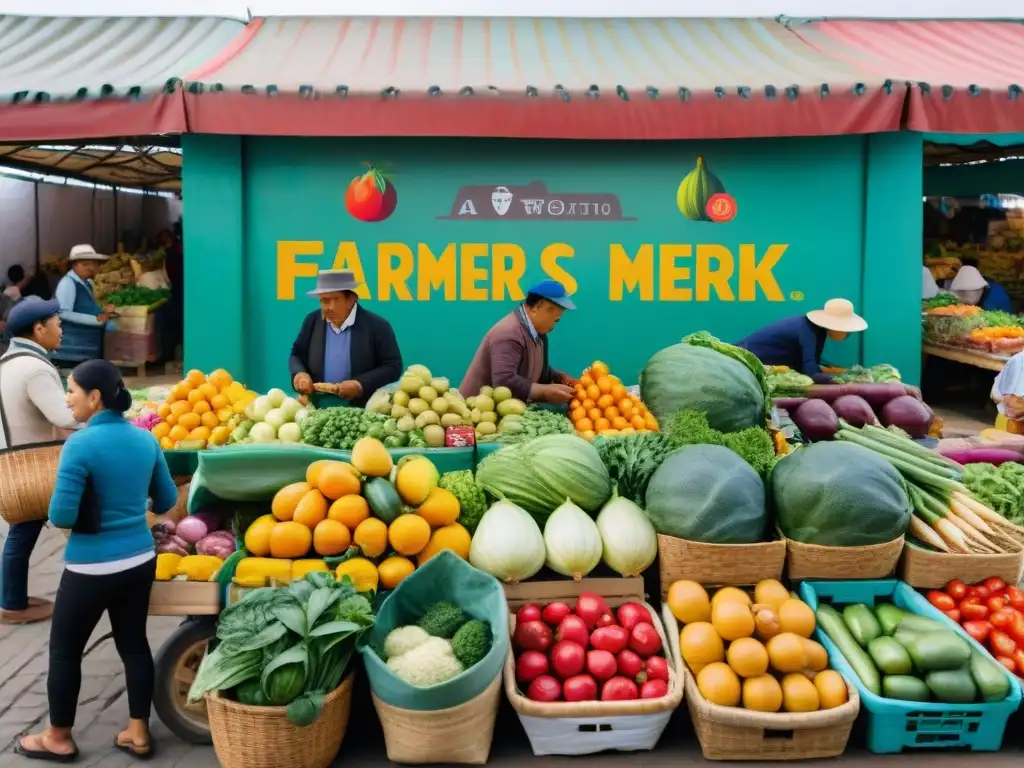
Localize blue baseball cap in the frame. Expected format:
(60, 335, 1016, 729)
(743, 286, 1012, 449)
(6, 297, 60, 335)
(526, 279, 576, 310)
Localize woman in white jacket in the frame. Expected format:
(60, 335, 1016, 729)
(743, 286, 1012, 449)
(0, 297, 80, 624)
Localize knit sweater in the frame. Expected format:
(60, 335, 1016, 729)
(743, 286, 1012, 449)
(49, 410, 178, 565)
(0, 339, 80, 448)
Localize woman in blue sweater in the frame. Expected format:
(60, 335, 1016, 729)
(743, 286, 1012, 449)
(16, 360, 178, 763)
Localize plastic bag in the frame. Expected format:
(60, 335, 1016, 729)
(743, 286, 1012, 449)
(359, 550, 509, 711)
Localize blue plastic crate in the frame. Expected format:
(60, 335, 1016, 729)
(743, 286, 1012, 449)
(799, 579, 1021, 754)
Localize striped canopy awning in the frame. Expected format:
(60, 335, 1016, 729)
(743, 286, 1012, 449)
(180, 16, 903, 139)
(791, 20, 1024, 133)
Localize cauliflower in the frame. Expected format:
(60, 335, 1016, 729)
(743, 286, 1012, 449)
(383, 625, 430, 660)
(386, 636, 465, 687)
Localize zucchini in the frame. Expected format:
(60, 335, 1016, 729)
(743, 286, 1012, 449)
(893, 627, 921, 650)
(874, 603, 908, 636)
(867, 636, 913, 675)
(897, 615, 950, 634)
(883, 675, 931, 702)
(816, 604, 881, 695)
(843, 603, 882, 647)
(364, 477, 402, 523)
(906, 632, 972, 672)
(926, 667, 978, 704)
(970, 650, 1011, 702)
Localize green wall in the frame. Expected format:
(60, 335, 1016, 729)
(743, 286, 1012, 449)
(182, 133, 923, 393)
(924, 159, 1024, 198)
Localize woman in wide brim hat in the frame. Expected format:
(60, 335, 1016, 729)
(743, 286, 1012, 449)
(736, 298, 868, 381)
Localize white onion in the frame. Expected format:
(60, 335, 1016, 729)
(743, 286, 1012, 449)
(248, 422, 277, 443)
(469, 501, 545, 584)
(543, 498, 602, 580)
(277, 422, 302, 442)
(266, 388, 287, 408)
(595, 495, 658, 577)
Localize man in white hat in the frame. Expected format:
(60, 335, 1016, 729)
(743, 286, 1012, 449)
(288, 269, 403, 408)
(736, 298, 868, 381)
(949, 265, 1013, 313)
(54, 244, 114, 327)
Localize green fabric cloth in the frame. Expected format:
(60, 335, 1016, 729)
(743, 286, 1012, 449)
(359, 550, 509, 711)
(310, 392, 349, 409)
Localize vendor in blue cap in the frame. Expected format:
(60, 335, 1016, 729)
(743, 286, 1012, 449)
(0, 297, 81, 625)
(461, 279, 577, 404)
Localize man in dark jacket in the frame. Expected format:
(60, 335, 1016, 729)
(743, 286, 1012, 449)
(288, 270, 403, 408)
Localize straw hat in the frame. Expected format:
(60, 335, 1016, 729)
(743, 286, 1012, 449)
(68, 244, 108, 262)
(307, 269, 363, 296)
(806, 298, 867, 333)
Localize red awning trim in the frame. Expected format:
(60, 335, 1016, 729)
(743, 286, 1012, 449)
(906, 86, 1024, 134)
(181, 86, 903, 139)
(0, 92, 186, 142)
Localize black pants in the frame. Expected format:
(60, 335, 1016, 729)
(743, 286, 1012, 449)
(48, 558, 156, 728)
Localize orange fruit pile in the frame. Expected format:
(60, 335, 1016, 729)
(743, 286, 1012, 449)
(569, 360, 659, 441)
(149, 368, 256, 450)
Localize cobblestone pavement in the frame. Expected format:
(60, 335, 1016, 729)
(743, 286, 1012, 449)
(2, 523, 1023, 767)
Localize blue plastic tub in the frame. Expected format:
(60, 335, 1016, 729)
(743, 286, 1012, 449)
(800, 579, 1021, 754)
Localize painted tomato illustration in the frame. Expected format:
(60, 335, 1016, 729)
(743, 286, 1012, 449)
(345, 167, 397, 222)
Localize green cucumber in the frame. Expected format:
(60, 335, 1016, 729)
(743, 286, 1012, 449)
(906, 632, 972, 672)
(874, 603, 908, 636)
(883, 675, 931, 702)
(817, 604, 882, 695)
(926, 666, 978, 704)
(893, 628, 922, 650)
(897, 615, 950, 634)
(867, 636, 913, 675)
(970, 650, 1011, 702)
(843, 603, 882, 647)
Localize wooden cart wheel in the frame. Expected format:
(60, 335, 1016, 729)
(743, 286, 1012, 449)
(153, 617, 216, 745)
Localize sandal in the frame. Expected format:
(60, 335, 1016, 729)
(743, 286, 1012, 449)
(113, 735, 156, 761)
(14, 734, 78, 763)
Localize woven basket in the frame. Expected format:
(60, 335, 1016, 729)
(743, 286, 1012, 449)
(0, 441, 63, 525)
(206, 674, 353, 768)
(664, 606, 859, 761)
(899, 541, 1024, 589)
(783, 534, 904, 582)
(372, 674, 501, 765)
(658, 534, 786, 598)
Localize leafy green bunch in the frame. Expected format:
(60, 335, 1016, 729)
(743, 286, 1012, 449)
(592, 432, 677, 505)
(300, 407, 387, 449)
(188, 572, 375, 725)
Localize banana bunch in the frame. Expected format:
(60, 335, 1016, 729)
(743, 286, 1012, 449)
(676, 156, 726, 222)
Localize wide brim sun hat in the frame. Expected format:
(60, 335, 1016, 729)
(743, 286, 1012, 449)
(68, 244, 109, 262)
(806, 298, 868, 334)
(307, 269, 363, 297)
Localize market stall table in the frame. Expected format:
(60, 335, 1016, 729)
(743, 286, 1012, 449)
(923, 343, 1009, 372)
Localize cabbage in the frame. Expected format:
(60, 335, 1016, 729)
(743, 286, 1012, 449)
(475, 434, 612, 523)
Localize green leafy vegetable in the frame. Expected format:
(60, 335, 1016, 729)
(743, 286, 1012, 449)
(665, 410, 724, 447)
(723, 427, 776, 477)
(493, 406, 574, 444)
(438, 470, 488, 533)
(451, 619, 491, 668)
(300, 407, 388, 449)
(102, 286, 171, 307)
(418, 601, 468, 639)
(963, 462, 1024, 524)
(592, 432, 677, 506)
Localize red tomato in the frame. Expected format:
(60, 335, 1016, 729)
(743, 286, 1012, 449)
(344, 168, 398, 223)
(970, 585, 992, 600)
(1013, 650, 1024, 678)
(927, 591, 956, 612)
(945, 580, 968, 601)
(987, 596, 1008, 614)
(985, 577, 1008, 594)
(960, 599, 989, 621)
(963, 620, 991, 643)
(1009, 612, 1024, 645)
(1006, 586, 1024, 612)
(996, 656, 1017, 674)
(990, 609, 1015, 630)
(943, 609, 961, 623)
(991, 629, 1017, 657)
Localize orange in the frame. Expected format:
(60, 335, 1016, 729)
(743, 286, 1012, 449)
(597, 376, 613, 394)
(208, 368, 233, 389)
(171, 382, 192, 401)
(585, 384, 600, 401)
(388, 514, 432, 556)
(156, 403, 172, 419)
(209, 425, 231, 446)
(620, 427, 636, 435)
(582, 399, 595, 410)
(612, 417, 629, 430)
(605, 406, 620, 420)
(159, 436, 175, 450)
(580, 374, 595, 389)
(378, 556, 416, 590)
(200, 411, 220, 430)
(210, 394, 229, 411)
(353, 518, 388, 557)
(569, 398, 581, 411)
(645, 413, 659, 430)
(570, 407, 586, 422)
(597, 394, 614, 409)
(587, 408, 602, 423)
(269, 521, 313, 559)
(178, 412, 201, 431)
(170, 400, 190, 417)
(192, 400, 211, 415)
(188, 426, 212, 442)
(169, 425, 189, 443)
(186, 369, 206, 387)
(313, 519, 351, 556)
(328, 495, 371, 529)
(217, 407, 234, 423)
(580, 429, 596, 441)
(611, 384, 627, 400)
(199, 383, 218, 401)
(576, 417, 593, 432)
(594, 417, 611, 432)
(293, 489, 329, 529)
(187, 388, 206, 405)
(591, 361, 610, 377)
(165, 412, 179, 427)
(632, 415, 647, 430)
(151, 422, 171, 440)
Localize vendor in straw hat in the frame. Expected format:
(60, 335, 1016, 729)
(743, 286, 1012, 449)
(947, 264, 1013, 313)
(288, 270, 403, 408)
(736, 298, 868, 382)
(54, 244, 115, 327)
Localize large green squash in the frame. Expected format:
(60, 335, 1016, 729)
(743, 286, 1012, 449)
(644, 445, 767, 544)
(640, 343, 765, 433)
(770, 442, 911, 546)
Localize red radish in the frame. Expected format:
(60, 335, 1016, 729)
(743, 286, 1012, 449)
(586, 650, 618, 682)
(616, 650, 645, 681)
(563, 674, 599, 702)
(515, 651, 549, 683)
(516, 604, 542, 625)
(514, 620, 553, 653)
(527, 675, 562, 702)
(601, 676, 639, 701)
(644, 656, 669, 682)
(640, 679, 669, 699)
(591, 625, 629, 655)
(575, 593, 611, 629)
(616, 603, 652, 632)
(542, 602, 571, 626)
(629, 623, 662, 657)
(550, 641, 586, 679)
(556, 615, 590, 647)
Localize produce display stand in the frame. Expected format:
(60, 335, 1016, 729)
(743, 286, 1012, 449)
(922, 343, 1009, 373)
(800, 579, 1021, 754)
(656, 534, 786, 598)
(503, 577, 684, 756)
(898, 541, 1024, 589)
(782, 534, 904, 582)
(104, 302, 169, 378)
